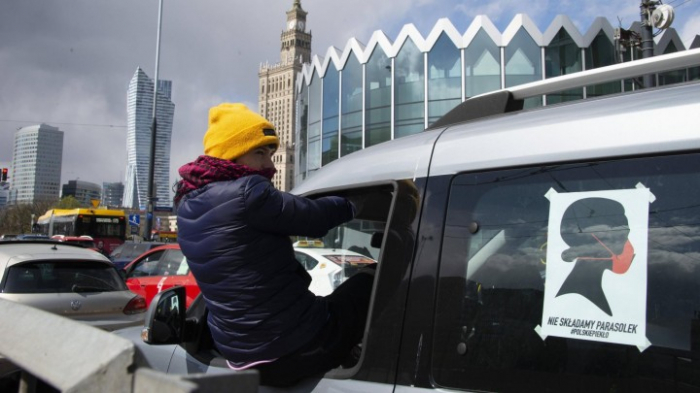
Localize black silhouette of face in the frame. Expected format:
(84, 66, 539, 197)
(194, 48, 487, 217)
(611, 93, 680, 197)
(560, 198, 630, 262)
(556, 198, 634, 316)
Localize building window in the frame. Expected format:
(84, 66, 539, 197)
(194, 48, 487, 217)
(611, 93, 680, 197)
(585, 31, 620, 97)
(505, 28, 543, 106)
(340, 51, 363, 156)
(465, 28, 502, 98)
(322, 65, 340, 165)
(658, 40, 686, 86)
(395, 38, 425, 138)
(546, 28, 583, 104)
(428, 32, 462, 126)
(307, 74, 322, 172)
(365, 46, 392, 147)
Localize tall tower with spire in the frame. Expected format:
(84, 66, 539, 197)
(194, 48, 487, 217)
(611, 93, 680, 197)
(258, 0, 311, 191)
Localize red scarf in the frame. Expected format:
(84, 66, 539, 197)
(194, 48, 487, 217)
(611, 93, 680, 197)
(174, 155, 276, 204)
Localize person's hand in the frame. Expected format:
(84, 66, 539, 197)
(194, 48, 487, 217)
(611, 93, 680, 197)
(347, 195, 366, 218)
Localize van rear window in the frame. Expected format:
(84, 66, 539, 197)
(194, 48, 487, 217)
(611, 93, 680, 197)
(433, 153, 700, 392)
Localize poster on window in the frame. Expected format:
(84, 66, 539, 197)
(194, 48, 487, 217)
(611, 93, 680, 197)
(535, 185, 654, 351)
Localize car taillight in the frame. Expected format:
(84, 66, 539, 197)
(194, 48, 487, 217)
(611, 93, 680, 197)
(330, 270, 344, 290)
(124, 295, 148, 315)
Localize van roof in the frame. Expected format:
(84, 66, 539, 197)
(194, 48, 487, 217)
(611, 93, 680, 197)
(431, 80, 700, 177)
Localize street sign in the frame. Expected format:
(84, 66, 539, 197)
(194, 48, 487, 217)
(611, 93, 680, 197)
(128, 214, 140, 227)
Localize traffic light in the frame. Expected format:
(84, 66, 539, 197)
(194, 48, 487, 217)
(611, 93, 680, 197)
(1, 168, 7, 182)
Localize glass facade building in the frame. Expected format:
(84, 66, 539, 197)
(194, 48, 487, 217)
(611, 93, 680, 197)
(123, 68, 175, 210)
(102, 182, 124, 208)
(61, 180, 101, 207)
(9, 124, 64, 204)
(294, 15, 697, 185)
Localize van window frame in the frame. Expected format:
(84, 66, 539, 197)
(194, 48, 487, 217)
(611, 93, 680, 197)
(306, 180, 422, 383)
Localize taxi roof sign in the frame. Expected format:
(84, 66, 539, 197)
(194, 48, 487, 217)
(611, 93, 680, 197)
(293, 239, 325, 248)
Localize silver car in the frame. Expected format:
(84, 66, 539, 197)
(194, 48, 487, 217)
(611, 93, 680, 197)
(0, 240, 147, 331)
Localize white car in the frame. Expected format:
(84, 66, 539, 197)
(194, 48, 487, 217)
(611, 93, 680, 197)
(294, 247, 376, 296)
(0, 240, 148, 331)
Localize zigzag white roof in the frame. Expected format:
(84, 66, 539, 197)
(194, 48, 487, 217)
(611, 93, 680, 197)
(464, 15, 502, 46)
(582, 17, 616, 47)
(364, 29, 395, 58)
(543, 15, 585, 47)
(297, 13, 677, 87)
(655, 28, 686, 55)
(426, 18, 464, 49)
(502, 14, 543, 45)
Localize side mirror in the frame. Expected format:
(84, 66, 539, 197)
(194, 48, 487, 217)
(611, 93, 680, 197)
(141, 286, 186, 344)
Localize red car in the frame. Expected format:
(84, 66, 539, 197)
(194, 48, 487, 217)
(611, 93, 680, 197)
(122, 244, 200, 309)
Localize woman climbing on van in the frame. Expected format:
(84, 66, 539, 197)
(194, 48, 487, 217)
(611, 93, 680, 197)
(174, 103, 374, 386)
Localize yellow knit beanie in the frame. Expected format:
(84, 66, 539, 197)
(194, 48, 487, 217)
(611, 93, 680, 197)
(203, 103, 279, 161)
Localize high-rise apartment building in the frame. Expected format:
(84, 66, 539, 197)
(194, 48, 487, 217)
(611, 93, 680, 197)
(9, 124, 64, 204)
(123, 68, 175, 210)
(102, 182, 124, 208)
(258, 0, 311, 191)
(61, 180, 101, 207)
(0, 183, 9, 209)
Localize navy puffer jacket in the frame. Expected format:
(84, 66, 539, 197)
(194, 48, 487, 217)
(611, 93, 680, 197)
(176, 174, 354, 364)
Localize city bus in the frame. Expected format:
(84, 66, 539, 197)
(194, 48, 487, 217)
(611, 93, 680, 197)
(35, 208, 127, 254)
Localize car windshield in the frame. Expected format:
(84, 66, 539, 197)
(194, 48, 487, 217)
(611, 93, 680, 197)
(3, 261, 127, 294)
(111, 243, 163, 260)
(108, 244, 125, 258)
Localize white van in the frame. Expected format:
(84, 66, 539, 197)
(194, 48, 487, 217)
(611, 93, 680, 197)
(118, 48, 700, 392)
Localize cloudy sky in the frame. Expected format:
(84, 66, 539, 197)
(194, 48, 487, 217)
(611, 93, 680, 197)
(1, 0, 698, 192)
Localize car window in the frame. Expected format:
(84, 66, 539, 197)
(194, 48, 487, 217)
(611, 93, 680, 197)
(175, 254, 189, 275)
(128, 250, 166, 278)
(156, 249, 187, 276)
(108, 243, 125, 258)
(131, 243, 153, 258)
(432, 153, 700, 392)
(295, 251, 319, 270)
(3, 261, 126, 293)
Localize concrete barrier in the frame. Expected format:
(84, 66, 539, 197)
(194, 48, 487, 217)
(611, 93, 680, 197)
(0, 298, 140, 392)
(0, 299, 259, 392)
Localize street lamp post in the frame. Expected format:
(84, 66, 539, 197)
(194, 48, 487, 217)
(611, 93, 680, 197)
(145, 0, 164, 241)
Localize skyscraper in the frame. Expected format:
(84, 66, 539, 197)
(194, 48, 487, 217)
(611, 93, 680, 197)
(258, 0, 311, 191)
(9, 124, 64, 204)
(123, 67, 175, 210)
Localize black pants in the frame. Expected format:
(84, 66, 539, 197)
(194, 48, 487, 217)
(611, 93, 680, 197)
(255, 265, 376, 387)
